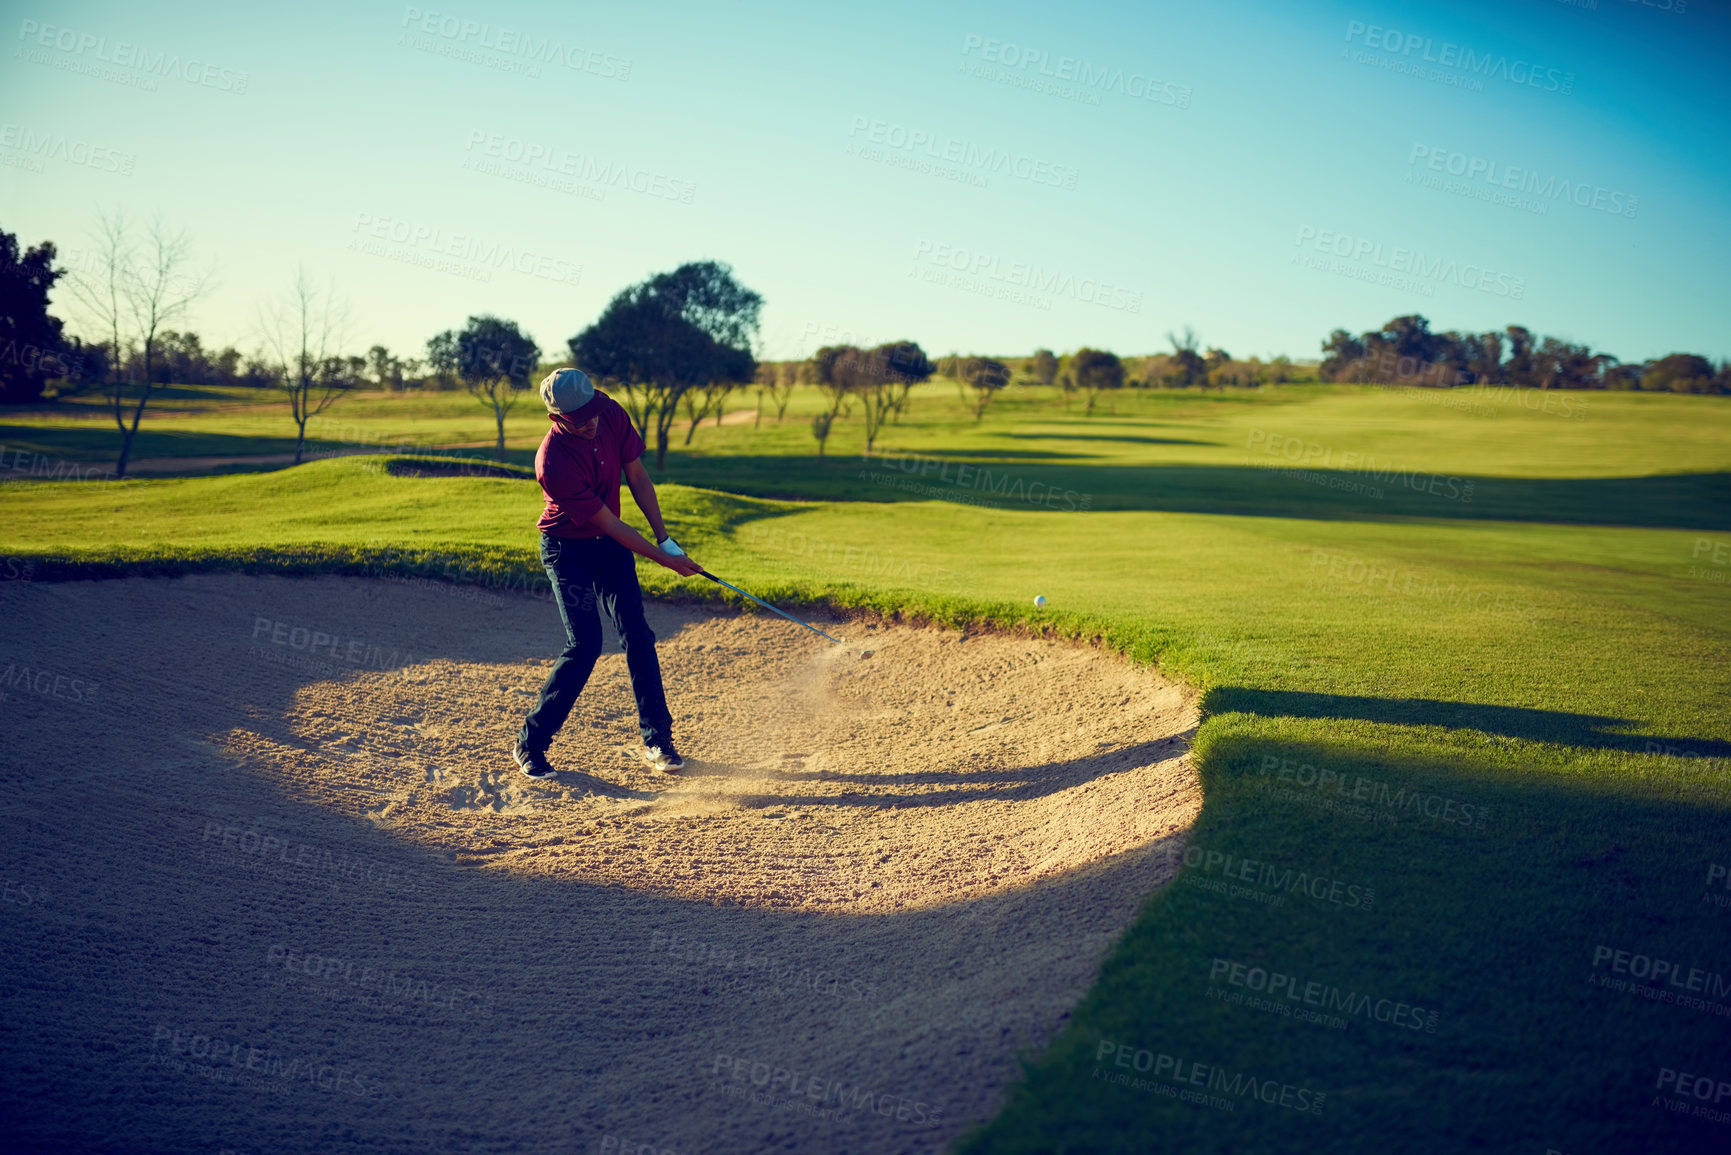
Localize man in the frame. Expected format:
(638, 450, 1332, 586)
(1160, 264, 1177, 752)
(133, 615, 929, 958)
(511, 367, 703, 780)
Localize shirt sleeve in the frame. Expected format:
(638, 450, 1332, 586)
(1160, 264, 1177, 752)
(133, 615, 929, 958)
(539, 442, 605, 526)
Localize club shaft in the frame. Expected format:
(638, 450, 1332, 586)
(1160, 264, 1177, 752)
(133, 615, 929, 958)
(700, 572, 843, 643)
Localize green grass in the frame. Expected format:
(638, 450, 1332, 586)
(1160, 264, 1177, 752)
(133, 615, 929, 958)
(3, 385, 1729, 1152)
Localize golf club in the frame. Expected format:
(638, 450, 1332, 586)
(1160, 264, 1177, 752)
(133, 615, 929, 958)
(697, 570, 845, 644)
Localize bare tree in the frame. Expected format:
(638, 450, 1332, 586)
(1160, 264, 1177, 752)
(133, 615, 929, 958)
(681, 378, 736, 444)
(260, 269, 352, 465)
(771, 361, 797, 421)
(65, 212, 213, 477)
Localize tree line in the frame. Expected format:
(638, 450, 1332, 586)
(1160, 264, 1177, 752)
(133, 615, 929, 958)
(6, 215, 1728, 480)
(1321, 314, 1730, 393)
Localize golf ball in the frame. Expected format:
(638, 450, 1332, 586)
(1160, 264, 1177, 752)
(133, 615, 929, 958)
(1034, 595, 1047, 608)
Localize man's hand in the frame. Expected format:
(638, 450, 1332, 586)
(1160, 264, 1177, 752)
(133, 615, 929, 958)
(657, 549, 704, 578)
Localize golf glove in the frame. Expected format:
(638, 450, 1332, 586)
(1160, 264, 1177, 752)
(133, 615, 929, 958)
(658, 537, 685, 557)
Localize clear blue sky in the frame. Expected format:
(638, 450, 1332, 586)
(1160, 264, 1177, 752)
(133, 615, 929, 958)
(4, 0, 1727, 364)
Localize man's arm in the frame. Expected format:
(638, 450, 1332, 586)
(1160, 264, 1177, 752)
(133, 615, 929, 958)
(588, 505, 702, 577)
(622, 458, 669, 542)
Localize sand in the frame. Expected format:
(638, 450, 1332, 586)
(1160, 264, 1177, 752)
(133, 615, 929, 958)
(0, 574, 1198, 1154)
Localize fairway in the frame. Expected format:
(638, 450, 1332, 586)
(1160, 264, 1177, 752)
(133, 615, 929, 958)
(3, 382, 1728, 1152)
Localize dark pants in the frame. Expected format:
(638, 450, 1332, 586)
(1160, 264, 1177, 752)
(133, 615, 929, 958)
(517, 533, 672, 752)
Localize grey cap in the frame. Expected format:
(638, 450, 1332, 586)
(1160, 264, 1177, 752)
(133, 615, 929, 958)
(540, 368, 597, 415)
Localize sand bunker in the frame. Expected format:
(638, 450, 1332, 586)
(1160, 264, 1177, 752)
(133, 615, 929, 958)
(0, 574, 1198, 1153)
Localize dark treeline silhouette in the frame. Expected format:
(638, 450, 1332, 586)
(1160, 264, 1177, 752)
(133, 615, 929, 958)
(1322, 314, 1730, 393)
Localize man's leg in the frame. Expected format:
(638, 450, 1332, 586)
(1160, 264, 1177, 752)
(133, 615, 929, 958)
(517, 535, 605, 753)
(591, 538, 674, 748)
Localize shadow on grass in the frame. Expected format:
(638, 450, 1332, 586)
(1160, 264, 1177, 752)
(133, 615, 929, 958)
(1204, 686, 1731, 758)
(959, 724, 1731, 1155)
(1008, 433, 1215, 447)
(661, 455, 1731, 530)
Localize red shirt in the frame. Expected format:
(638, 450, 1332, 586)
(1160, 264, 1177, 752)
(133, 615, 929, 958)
(535, 391, 645, 539)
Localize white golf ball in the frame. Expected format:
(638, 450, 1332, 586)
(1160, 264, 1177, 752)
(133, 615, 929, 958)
(1034, 595, 1047, 608)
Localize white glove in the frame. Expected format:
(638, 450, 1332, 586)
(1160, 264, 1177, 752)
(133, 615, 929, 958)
(658, 536, 685, 557)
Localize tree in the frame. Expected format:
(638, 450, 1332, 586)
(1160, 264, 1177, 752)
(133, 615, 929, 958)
(808, 344, 862, 451)
(680, 374, 738, 444)
(811, 408, 837, 456)
(1164, 327, 1207, 389)
(878, 341, 936, 425)
(770, 361, 796, 421)
(959, 355, 1009, 421)
(261, 270, 352, 465)
(1203, 347, 1232, 389)
(367, 344, 405, 391)
(1461, 330, 1504, 385)
(815, 341, 935, 450)
(752, 362, 776, 428)
(569, 260, 760, 469)
(1070, 348, 1123, 414)
(65, 212, 213, 477)
(1319, 329, 1365, 381)
(0, 230, 69, 404)
(1503, 325, 1536, 386)
(428, 315, 540, 459)
(1030, 348, 1058, 387)
(1531, 337, 1610, 390)
(1643, 353, 1716, 394)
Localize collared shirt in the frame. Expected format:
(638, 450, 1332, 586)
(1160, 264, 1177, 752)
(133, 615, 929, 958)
(534, 391, 645, 539)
